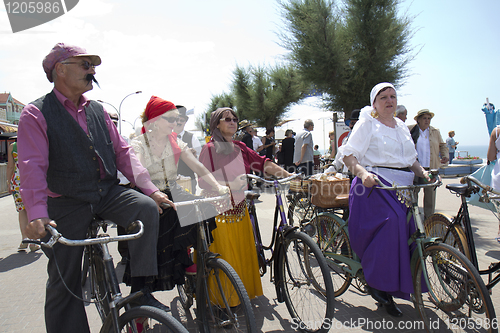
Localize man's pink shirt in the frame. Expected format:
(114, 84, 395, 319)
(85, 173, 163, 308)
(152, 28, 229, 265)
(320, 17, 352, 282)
(18, 89, 158, 222)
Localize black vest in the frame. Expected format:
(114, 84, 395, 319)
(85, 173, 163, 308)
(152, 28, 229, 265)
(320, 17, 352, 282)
(32, 91, 118, 203)
(177, 131, 195, 179)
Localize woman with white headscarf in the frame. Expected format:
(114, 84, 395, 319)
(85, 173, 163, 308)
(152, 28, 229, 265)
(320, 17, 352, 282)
(339, 83, 430, 317)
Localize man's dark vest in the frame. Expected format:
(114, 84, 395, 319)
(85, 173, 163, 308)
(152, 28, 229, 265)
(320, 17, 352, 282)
(32, 91, 118, 203)
(177, 131, 195, 179)
(241, 131, 253, 150)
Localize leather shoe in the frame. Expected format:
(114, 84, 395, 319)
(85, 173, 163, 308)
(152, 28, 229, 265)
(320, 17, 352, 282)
(131, 291, 170, 312)
(385, 300, 403, 317)
(367, 285, 390, 305)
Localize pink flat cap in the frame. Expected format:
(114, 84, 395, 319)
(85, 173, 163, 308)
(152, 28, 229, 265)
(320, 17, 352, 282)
(42, 43, 101, 82)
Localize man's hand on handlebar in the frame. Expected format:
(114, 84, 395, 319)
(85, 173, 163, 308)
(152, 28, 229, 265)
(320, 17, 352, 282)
(26, 218, 57, 239)
(150, 190, 176, 213)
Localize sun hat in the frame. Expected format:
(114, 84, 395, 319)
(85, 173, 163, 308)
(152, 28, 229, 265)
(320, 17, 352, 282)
(42, 43, 102, 82)
(414, 109, 434, 121)
(238, 120, 253, 130)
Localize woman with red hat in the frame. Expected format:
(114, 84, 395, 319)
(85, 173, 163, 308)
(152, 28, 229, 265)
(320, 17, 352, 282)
(123, 96, 227, 297)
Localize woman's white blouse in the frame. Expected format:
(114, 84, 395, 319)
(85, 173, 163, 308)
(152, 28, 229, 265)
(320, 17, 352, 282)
(338, 113, 417, 168)
(132, 134, 187, 191)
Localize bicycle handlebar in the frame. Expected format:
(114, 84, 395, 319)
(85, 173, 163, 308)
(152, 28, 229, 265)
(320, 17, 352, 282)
(29, 221, 145, 248)
(464, 175, 500, 197)
(373, 175, 442, 191)
(159, 193, 231, 209)
(246, 173, 301, 184)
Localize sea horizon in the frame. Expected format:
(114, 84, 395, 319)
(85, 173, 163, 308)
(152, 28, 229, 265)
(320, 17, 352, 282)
(454, 144, 488, 160)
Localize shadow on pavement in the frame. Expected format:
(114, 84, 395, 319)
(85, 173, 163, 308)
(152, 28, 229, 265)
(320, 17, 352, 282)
(0, 251, 43, 272)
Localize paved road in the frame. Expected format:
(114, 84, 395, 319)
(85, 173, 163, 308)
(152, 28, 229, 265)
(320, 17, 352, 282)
(1, 176, 499, 332)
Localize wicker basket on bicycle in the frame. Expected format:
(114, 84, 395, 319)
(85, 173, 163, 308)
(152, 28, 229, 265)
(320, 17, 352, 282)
(289, 179, 311, 194)
(310, 174, 350, 208)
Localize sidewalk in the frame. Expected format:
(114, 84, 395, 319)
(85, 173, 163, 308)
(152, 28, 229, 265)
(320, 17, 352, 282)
(0, 177, 499, 332)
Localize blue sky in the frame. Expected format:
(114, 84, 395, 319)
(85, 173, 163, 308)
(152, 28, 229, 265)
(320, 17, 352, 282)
(0, 0, 499, 150)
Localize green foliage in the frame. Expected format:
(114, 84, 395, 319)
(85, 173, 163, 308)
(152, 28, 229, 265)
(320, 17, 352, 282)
(206, 64, 308, 131)
(196, 93, 235, 134)
(279, 0, 417, 119)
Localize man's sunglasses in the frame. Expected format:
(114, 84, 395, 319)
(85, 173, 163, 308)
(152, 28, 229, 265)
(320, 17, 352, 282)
(162, 115, 180, 123)
(221, 117, 238, 123)
(61, 60, 95, 71)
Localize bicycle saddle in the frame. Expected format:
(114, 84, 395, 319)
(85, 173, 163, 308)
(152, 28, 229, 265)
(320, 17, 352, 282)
(245, 190, 261, 200)
(446, 183, 479, 196)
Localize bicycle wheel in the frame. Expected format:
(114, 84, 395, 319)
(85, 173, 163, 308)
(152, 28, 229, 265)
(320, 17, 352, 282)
(102, 305, 189, 332)
(308, 213, 353, 297)
(413, 243, 497, 333)
(177, 274, 195, 310)
(424, 213, 469, 258)
(247, 200, 267, 276)
(278, 230, 335, 333)
(201, 258, 257, 333)
(89, 244, 110, 321)
(287, 193, 314, 227)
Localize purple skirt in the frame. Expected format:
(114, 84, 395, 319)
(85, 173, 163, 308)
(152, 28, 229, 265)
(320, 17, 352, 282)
(348, 175, 418, 300)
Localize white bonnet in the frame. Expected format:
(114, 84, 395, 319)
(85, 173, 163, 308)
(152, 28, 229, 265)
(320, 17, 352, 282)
(370, 82, 396, 106)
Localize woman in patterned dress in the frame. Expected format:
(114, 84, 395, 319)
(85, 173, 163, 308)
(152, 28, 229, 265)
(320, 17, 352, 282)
(6, 140, 40, 252)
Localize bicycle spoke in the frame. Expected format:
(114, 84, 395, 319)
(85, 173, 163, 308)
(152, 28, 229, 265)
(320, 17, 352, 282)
(413, 243, 496, 333)
(280, 231, 334, 333)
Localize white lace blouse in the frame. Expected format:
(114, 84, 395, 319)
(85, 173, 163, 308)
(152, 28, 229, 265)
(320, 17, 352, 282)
(131, 133, 187, 191)
(338, 108, 417, 169)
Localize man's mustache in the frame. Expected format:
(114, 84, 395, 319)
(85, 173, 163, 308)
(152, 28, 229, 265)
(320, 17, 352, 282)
(86, 74, 100, 88)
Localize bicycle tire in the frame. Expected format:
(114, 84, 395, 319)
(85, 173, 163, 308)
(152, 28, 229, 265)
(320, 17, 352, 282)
(308, 213, 353, 297)
(424, 213, 470, 259)
(81, 245, 90, 287)
(413, 243, 497, 333)
(287, 193, 314, 227)
(177, 274, 195, 310)
(278, 230, 335, 333)
(89, 244, 110, 322)
(101, 305, 189, 333)
(199, 257, 257, 333)
(247, 200, 267, 276)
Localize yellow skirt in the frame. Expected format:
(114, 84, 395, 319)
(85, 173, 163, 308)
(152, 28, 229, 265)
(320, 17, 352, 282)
(207, 207, 263, 307)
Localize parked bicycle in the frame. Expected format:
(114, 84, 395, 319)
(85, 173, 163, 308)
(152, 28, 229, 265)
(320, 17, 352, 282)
(246, 173, 335, 333)
(25, 220, 188, 333)
(424, 174, 500, 292)
(164, 193, 257, 333)
(308, 174, 497, 332)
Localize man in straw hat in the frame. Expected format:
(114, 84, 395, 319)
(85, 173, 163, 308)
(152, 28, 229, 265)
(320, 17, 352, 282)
(17, 43, 173, 333)
(238, 119, 254, 149)
(409, 109, 448, 219)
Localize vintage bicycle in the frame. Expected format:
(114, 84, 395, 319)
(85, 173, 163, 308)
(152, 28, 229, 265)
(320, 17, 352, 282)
(308, 174, 497, 332)
(424, 174, 500, 292)
(245, 173, 335, 333)
(25, 220, 189, 333)
(165, 193, 258, 333)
